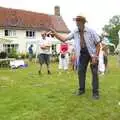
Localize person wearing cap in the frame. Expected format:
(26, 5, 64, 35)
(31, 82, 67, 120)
(50, 15, 101, 99)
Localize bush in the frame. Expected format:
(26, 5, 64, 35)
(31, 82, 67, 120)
(26, 53, 29, 58)
(17, 53, 29, 59)
(20, 53, 26, 59)
(8, 53, 18, 58)
(8, 48, 18, 58)
(109, 46, 115, 55)
(0, 51, 7, 59)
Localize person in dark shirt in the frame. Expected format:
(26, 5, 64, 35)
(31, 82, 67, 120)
(28, 44, 33, 62)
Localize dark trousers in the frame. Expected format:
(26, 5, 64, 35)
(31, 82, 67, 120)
(78, 47, 99, 94)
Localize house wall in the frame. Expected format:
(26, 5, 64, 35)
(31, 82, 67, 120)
(0, 29, 45, 53)
(0, 29, 69, 54)
(0, 30, 3, 52)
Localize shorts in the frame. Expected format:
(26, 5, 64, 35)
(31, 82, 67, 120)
(38, 54, 50, 65)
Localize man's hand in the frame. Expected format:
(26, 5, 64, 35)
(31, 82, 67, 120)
(91, 56, 98, 65)
(49, 28, 56, 33)
(46, 29, 56, 37)
(48, 28, 67, 42)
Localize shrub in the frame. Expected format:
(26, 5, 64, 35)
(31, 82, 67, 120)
(17, 53, 29, 59)
(109, 46, 115, 55)
(0, 51, 7, 59)
(8, 48, 18, 58)
(20, 53, 26, 59)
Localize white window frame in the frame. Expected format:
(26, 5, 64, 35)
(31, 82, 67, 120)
(3, 44, 19, 53)
(26, 31, 35, 38)
(4, 30, 16, 37)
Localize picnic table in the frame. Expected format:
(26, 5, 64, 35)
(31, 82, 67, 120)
(0, 58, 15, 68)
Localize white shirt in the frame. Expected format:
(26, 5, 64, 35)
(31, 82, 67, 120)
(66, 27, 100, 57)
(39, 37, 52, 54)
(66, 27, 100, 65)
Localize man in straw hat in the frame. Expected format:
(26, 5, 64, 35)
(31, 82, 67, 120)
(50, 15, 101, 99)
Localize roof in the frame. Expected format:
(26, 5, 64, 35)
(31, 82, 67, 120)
(0, 7, 69, 33)
(50, 15, 69, 33)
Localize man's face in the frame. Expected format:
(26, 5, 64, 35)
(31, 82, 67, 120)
(76, 20, 85, 30)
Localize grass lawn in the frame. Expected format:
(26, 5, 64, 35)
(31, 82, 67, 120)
(0, 56, 120, 120)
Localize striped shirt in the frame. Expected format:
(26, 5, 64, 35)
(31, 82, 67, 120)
(66, 27, 100, 58)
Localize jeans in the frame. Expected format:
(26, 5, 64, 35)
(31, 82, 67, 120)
(78, 47, 99, 94)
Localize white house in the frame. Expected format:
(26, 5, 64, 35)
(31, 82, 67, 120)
(0, 6, 70, 54)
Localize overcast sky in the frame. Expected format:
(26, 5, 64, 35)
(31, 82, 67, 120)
(0, 0, 120, 34)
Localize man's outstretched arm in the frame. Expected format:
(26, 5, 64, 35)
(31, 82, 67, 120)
(49, 29, 67, 42)
(49, 28, 73, 42)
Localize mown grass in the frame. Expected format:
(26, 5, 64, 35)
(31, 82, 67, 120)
(0, 56, 120, 120)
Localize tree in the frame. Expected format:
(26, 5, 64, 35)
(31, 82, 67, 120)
(103, 15, 120, 46)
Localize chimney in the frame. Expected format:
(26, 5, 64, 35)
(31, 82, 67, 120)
(54, 6, 60, 16)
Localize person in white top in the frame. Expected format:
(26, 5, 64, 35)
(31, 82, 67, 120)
(58, 42, 69, 70)
(38, 32, 52, 75)
(98, 43, 105, 75)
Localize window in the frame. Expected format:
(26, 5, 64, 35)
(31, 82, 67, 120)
(3, 44, 18, 54)
(4, 30, 16, 36)
(26, 31, 35, 38)
(5, 30, 8, 36)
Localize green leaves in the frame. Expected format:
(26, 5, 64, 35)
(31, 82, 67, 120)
(103, 15, 120, 47)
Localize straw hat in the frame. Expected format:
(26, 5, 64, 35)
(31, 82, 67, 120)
(73, 15, 87, 23)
